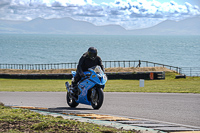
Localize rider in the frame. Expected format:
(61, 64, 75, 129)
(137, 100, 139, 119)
(71, 47, 105, 92)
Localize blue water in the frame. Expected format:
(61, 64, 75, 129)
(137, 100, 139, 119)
(0, 34, 200, 67)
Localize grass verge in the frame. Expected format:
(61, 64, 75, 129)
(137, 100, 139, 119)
(0, 72, 200, 93)
(0, 103, 134, 133)
(106, 72, 200, 93)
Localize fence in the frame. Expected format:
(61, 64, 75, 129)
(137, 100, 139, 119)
(0, 60, 181, 72)
(0, 63, 78, 70)
(179, 67, 200, 77)
(104, 60, 181, 73)
(1, 60, 199, 76)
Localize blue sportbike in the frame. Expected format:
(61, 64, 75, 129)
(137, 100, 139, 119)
(65, 65, 107, 109)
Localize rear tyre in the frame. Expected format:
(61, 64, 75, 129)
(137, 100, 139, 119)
(66, 92, 79, 108)
(91, 88, 104, 109)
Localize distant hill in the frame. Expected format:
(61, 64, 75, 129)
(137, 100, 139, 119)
(0, 17, 200, 35)
(130, 17, 200, 35)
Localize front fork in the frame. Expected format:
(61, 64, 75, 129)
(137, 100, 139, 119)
(91, 88, 96, 98)
(91, 88, 98, 104)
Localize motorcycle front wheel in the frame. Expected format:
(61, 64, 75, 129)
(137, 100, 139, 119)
(91, 88, 104, 109)
(66, 92, 79, 108)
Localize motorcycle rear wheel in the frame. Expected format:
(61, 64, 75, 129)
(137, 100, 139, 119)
(66, 92, 79, 108)
(91, 88, 104, 109)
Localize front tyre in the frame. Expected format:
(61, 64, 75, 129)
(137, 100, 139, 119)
(91, 88, 104, 109)
(66, 92, 79, 108)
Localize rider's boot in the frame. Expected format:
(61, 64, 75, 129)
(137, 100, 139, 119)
(71, 85, 79, 99)
(72, 85, 78, 93)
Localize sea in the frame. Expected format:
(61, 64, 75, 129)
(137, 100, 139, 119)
(0, 34, 200, 67)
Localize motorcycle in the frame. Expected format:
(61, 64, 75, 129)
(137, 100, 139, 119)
(65, 65, 107, 109)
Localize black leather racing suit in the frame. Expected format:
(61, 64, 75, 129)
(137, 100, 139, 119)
(72, 52, 104, 86)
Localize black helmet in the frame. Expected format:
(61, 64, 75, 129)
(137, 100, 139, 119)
(88, 47, 97, 60)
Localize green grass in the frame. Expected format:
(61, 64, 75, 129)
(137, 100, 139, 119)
(106, 73, 200, 93)
(0, 72, 200, 93)
(0, 79, 67, 92)
(0, 104, 133, 132)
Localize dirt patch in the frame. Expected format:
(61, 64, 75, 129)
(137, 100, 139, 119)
(105, 67, 174, 73)
(0, 67, 175, 74)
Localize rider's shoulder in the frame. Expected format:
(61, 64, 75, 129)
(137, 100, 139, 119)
(96, 56, 102, 60)
(82, 52, 88, 58)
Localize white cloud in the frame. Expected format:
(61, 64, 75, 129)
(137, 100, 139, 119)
(0, 0, 199, 29)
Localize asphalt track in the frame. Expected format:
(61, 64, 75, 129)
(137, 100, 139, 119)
(0, 92, 200, 128)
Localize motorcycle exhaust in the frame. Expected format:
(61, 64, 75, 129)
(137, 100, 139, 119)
(65, 82, 74, 94)
(65, 82, 70, 91)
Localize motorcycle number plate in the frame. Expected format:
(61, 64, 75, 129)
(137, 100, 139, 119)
(92, 75, 96, 78)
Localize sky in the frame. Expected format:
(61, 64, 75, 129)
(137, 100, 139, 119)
(0, 0, 200, 29)
(94, 0, 200, 6)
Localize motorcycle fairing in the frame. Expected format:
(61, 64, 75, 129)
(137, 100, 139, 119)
(76, 78, 95, 105)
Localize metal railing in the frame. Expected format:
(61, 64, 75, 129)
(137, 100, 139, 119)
(103, 60, 181, 73)
(0, 63, 78, 70)
(179, 67, 200, 77)
(0, 60, 181, 73)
